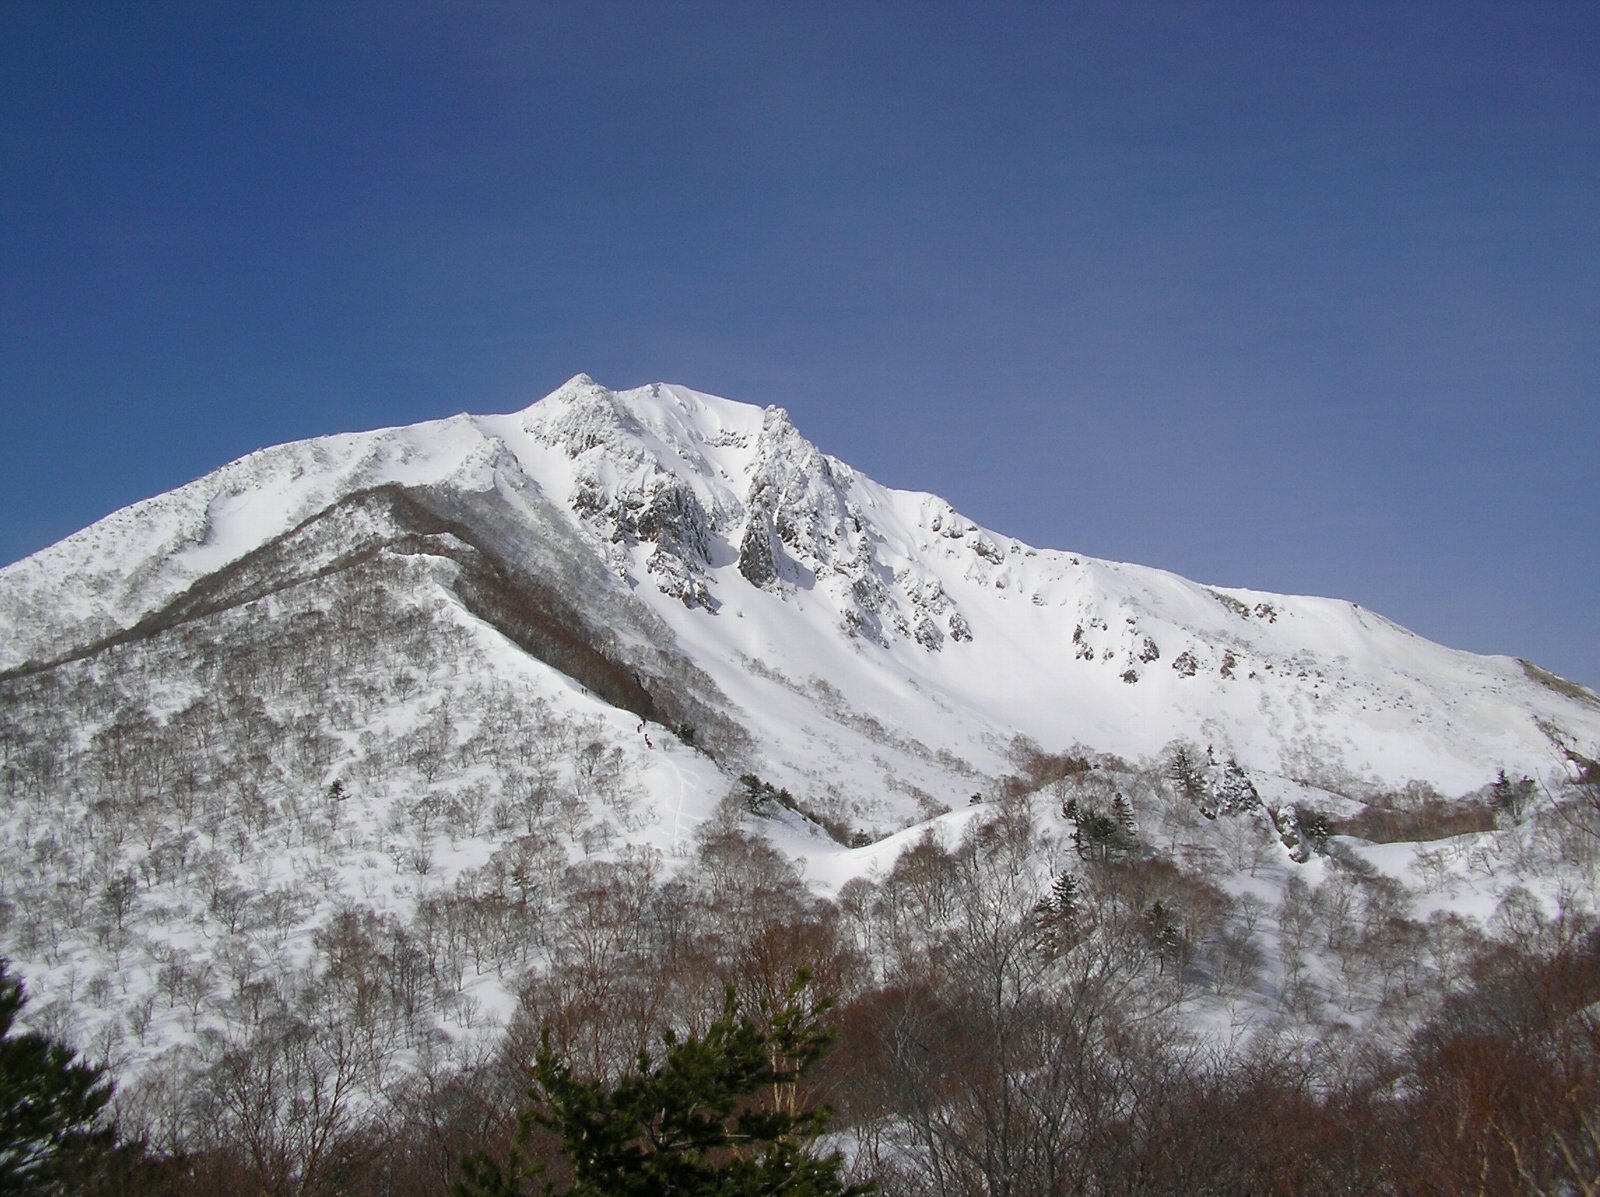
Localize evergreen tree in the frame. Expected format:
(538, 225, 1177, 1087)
(1071, 804, 1134, 862)
(0, 962, 115, 1196)
(1490, 768, 1536, 822)
(1169, 746, 1205, 802)
(1033, 871, 1083, 960)
(1142, 902, 1186, 974)
(1111, 793, 1137, 837)
(456, 973, 873, 1197)
(1049, 870, 1081, 919)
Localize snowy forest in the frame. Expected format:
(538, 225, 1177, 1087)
(3, 615, 1599, 1194)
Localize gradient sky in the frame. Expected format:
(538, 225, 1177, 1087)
(3, 2, 1597, 688)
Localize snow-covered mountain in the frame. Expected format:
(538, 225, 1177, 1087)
(6, 372, 1600, 1123)
(5, 374, 1597, 821)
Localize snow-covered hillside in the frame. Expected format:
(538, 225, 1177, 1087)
(5, 374, 1597, 818)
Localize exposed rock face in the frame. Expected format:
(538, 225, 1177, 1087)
(519, 379, 973, 645)
(737, 514, 779, 589)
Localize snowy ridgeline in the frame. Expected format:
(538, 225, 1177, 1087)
(3, 375, 1597, 799)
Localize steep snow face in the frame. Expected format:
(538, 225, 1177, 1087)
(3, 374, 1598, 805)
(498, 379, 1600, 799)
(513, 378, 751, 608)
(508, 378, 971, 648)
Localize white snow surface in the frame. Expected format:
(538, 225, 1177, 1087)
(4, 373, 1598, 814)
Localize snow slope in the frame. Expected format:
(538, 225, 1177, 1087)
(4, 374, 1598, 821)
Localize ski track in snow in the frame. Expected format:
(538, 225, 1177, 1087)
(662, 743, 693, 856)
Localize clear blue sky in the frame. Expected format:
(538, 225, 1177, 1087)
(3, 2, 1597, 688)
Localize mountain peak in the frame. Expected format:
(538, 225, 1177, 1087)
(555, 370, 604, 395)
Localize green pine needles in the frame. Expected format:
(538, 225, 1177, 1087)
(456, 971, 874, 1196)
(0, 961, 115, 1196)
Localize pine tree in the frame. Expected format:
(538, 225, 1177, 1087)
(1490, 769, 1535, 822)
(1111, 793, 1137, 838)
(1169, 746, 1205, 802)
(0, 962, 115, 1196)
(1049, 870, 1081, 919)
(1142, 902, 1185, 974)
(1033, 871, 1083, 960)
(1070, 803, 1134, 862)
(456, 973, 874, 1197)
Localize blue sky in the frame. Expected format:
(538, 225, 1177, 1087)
(3, 2, 1597, 688)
